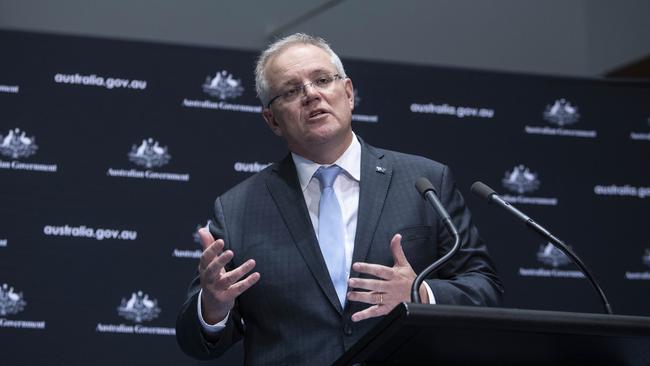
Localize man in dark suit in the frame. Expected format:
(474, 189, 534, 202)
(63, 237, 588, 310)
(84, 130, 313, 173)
(176, 33, 503, 365)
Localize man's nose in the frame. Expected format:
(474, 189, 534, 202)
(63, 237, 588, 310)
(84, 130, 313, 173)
(301, 83, 320, 103)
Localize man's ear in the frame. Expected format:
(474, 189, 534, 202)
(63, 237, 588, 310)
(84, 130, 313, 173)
(263, 108, 283, 137)
(345, 78, 354, 111)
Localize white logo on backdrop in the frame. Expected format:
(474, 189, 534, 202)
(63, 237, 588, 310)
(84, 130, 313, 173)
(0, 283, 26, 316)
(536, 243, 571, 268)
(624, 248, 650, 281)
(543, 98, 580, 126)
(519, 242, 583, 279)
(502, 165, 540, 194)
(203, 70, 244, 100)
(107, 138, 189, 182)
(172, 224, 204, 259)
(128, 138, 171, 168)
(0, 128, 58, 173)
(499, 165, 558, 206)
(351, 89, 379, 123)
(0, 128, 38, 159)
(524, 99, 595, 138)
(0, 283, 46, 329)
(182, 70, 261, 113)
(117, 291, 161, 323)
(96, 291, 173, 335)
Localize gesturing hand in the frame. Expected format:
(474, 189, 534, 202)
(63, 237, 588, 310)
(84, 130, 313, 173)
(347, 234, 429, 322)
(197, 228, 260, 324)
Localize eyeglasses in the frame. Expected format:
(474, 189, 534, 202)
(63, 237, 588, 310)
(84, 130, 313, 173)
(267, 74, 343, 108)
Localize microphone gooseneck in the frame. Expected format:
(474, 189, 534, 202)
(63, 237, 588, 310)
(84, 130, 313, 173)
(411, 178, 461, 303)
(470, 181, 613, 314)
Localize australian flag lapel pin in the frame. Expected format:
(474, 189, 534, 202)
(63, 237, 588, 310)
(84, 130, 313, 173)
(375, 166, 386, 174)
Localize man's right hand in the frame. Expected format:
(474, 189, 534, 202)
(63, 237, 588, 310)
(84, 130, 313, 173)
(198, 228, 260, 324)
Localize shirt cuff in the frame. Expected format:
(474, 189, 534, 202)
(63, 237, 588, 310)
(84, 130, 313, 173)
(197, 289, 229, 335)
(422, 281, 436, 304)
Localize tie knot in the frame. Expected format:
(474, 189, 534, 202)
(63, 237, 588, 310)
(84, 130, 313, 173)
(314, 165, 342, 189)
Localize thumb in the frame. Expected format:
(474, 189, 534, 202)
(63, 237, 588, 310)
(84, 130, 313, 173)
(390, 234, 409, 267)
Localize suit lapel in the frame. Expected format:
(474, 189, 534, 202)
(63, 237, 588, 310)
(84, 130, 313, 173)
(265, 155, 344, 314)
(352, 141, 393, 269)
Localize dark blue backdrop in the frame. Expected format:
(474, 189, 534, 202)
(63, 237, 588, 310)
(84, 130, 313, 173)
(1, 30, 649, 365)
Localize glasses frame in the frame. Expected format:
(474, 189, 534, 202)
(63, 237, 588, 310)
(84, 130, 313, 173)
(266, 74, 343, 108)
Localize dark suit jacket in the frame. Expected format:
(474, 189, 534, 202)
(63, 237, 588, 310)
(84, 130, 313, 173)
(176, 139, 503, 365)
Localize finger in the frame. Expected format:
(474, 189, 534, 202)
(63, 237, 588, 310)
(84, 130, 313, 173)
(218, 259, 257, 289)
(347, 290, 382, 305)
(202, 250, 234, 281)
(198, 227, 216, 251)
(225, 272, 261, 298)
(199, 239, 224, 271)
(352, 262, 393, 280)
(351, 305, 386, 322)
(390, 234, 409, 267)
(348, 277, 385, 292)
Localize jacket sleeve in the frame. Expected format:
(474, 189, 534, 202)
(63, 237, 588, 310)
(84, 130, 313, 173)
(425, 165, 504, 306)
(175, 196, 244, 360)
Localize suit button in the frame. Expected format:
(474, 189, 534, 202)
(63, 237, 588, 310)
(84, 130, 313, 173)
(344, 323, 353, 335)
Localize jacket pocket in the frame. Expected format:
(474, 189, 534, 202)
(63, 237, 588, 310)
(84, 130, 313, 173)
(398, 225, 433, 245)
(396, 225, 436, 273)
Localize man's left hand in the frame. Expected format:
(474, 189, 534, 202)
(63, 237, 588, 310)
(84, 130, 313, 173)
(347, 233, 429, 322)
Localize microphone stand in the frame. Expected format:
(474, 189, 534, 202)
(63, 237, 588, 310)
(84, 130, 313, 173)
(411, 178, 461, 303)
(471, 181, 613, 314)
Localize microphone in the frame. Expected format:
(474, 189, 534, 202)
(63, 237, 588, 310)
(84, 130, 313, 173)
(411, 178, 461, 303)
(471, 181, 556, 240)
(470, 181, 613, 314)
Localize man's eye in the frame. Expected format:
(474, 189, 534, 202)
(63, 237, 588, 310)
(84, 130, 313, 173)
(284, 88, 298, 97)
(315, 77, 330, 86)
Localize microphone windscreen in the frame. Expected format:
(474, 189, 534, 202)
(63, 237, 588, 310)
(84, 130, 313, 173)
(415, 177, 436, 196)
(471, 181, 496, 201)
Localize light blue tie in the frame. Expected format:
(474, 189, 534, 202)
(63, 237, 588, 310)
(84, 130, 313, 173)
(314, 165, 347, 307)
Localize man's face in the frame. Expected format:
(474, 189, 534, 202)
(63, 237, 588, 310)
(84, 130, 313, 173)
(262, 44, 354, 161)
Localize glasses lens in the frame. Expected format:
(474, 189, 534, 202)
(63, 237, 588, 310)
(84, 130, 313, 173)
(280, 74, 339, 103)
(313, 75, 334, 89)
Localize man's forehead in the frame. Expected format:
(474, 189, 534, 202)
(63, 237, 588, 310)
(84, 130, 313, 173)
(265, 44, 335, 82)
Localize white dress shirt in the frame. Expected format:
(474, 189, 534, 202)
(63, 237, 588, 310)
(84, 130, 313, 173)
(293, 133, 361, 285)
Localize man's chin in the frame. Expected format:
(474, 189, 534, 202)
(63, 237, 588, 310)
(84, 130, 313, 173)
(308, 128, 350, 146)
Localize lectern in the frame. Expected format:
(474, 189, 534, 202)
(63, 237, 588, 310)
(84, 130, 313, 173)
(333, 303, 650, 365)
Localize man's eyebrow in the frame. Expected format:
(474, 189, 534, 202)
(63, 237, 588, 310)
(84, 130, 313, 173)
(308, 68, 331, 77)
(278, 78, 301, 88)
(278, 69, 333, 88)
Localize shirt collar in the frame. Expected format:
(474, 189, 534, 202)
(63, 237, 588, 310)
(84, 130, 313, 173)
(292, 132, 362, 192)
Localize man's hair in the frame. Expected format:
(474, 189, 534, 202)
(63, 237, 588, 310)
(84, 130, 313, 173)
(255, 33, 347, 107)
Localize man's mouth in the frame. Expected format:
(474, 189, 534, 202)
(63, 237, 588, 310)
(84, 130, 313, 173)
(308, 109, 328, 119)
